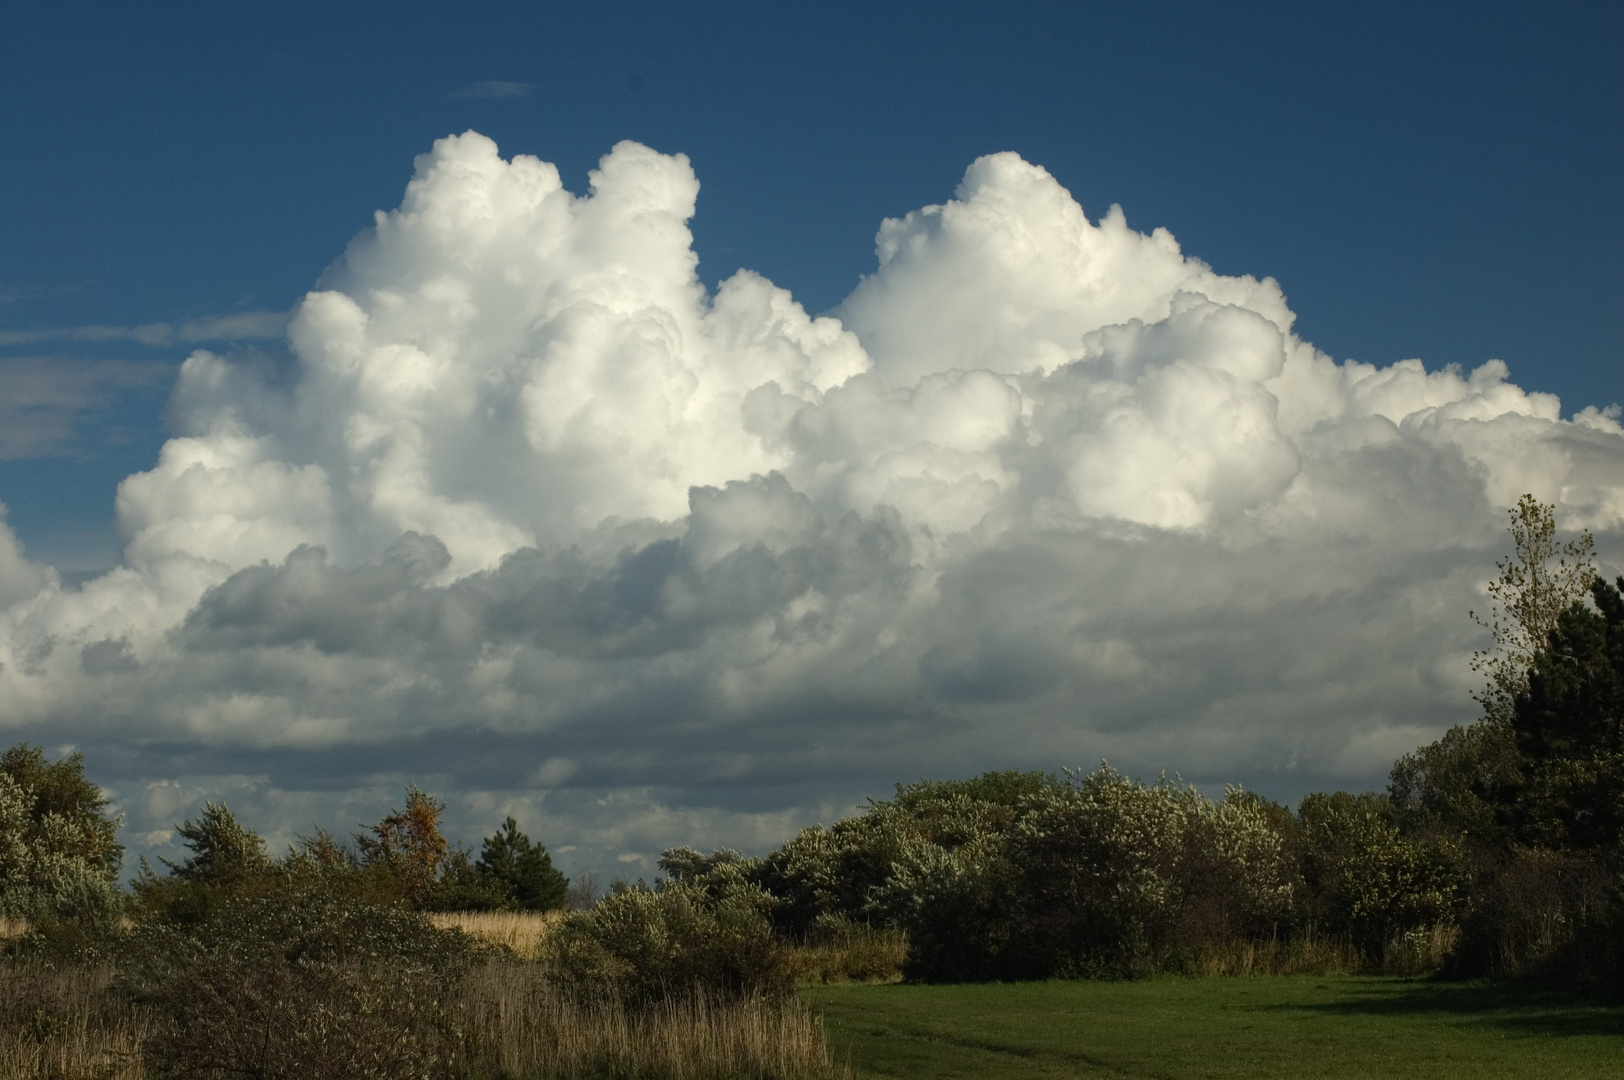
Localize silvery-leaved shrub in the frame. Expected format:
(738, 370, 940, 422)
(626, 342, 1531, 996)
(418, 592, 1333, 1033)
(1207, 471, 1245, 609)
(548, 876, 792, 1004)
(848, 767, 1301, 980)
(1296, 791, 1461, 952)
(1003, 768, 1194, 977)
(0, 749, 126, 953)
(760, 771, 1052, 938)
(874, 823, 1018, 981)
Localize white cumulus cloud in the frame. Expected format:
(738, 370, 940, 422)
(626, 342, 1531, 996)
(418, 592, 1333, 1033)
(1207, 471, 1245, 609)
(1, 131, 1621, 877)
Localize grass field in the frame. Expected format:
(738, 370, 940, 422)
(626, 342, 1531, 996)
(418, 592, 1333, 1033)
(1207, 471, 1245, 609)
(428, 909, 563, 960)
(808, 976, 1624, 1079)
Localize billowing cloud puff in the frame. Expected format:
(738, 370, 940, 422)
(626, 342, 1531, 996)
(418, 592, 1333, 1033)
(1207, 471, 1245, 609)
(2, 132, 1621, 876)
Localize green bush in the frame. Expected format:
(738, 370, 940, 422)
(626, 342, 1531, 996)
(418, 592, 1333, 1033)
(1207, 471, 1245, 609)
(1295, 791, 1462, 953)
(760, 772, 1055, 942)
(740, 767, 1311, 982)
(0, 745, 126, 951)
(549, 878, 792, 1004)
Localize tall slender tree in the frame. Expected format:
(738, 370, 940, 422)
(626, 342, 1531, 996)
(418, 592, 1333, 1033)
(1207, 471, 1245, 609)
(1470, 494, 1596, 725)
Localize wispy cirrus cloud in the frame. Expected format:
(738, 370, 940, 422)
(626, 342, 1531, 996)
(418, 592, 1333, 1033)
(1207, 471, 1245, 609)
(0, 310, 288, 348)
(0, 283, 85, 305)
(449, 80, 535, 100)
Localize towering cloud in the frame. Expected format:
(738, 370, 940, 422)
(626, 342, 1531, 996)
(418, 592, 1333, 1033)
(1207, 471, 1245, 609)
(1, 133, 1620, 872)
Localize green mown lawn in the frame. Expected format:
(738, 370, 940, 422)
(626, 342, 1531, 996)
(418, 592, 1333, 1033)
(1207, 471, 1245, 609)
(806, 976, 1624, 1079)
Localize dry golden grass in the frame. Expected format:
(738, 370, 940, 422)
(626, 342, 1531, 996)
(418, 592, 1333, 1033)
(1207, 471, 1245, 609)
(0, 960, 149, 1080)
(0, 917, 29, 939)
(1, 954, 846, 1080)
(429, 909, 564, 960)
(460, 962, 849, 1079)
(788, 925, 907, 985)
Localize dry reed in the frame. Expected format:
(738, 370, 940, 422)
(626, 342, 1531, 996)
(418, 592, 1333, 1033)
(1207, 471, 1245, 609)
(1188, 923, 1460, 978)
(1190, 933, 1363, 977)
(459, 962, 849, 1079)
(0, 960, 149, 1080)
(1380, 922, 1460, 976)
(0, 917, 30, 940)
(428, 910, 563, 960)
(787, 926, 907, 984)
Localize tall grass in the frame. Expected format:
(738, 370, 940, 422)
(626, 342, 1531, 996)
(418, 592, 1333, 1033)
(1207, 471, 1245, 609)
(0, 960, 149, 1080)
(1187, 924, 1459, 978)
(429, 910, 563, 960)
(459, 963, 848, 1079)
(0, 955, 846, 1080)
(0, 917, 29, 939)
(787, 923, 907, 984)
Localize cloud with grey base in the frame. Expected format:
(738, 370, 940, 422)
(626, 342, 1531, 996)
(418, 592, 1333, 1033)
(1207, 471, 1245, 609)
(1, 131, 1622, 875)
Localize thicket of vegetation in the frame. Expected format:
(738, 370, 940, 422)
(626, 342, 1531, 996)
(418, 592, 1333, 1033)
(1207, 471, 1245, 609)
(3, 494, 1622, 1076)
(4, 778, 840, 1078)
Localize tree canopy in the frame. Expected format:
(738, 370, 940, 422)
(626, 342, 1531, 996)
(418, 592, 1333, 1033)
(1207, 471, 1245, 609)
(0, 744, 125, 928)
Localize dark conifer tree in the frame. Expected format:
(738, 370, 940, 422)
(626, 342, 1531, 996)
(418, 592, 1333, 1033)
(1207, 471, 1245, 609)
(476, 817, 568, 911)
(162, 802, 270, 885)
(1505, 576, 1624, 849)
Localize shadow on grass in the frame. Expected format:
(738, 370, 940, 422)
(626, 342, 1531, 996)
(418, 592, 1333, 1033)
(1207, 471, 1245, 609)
(1272, 979, 1624, 1039)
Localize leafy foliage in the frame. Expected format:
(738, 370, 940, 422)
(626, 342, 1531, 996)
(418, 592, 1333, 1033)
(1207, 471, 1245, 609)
(1469, 493, 1596, 725)
(356, 785, 451, 906)
(1389, 720, 1521, 842)
(1499, 576, 1624, 850)
(550, 873, 792, 1004)
(747, 767, 1322, 981)
(1395, 496, 1624, 984)
(163, 801, 270, 885)
(1295, 791, 1460, 952)
(0, 745, 125, 941)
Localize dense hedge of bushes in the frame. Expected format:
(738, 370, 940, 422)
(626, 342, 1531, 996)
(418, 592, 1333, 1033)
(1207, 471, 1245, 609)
(670, 767, 1467, 982)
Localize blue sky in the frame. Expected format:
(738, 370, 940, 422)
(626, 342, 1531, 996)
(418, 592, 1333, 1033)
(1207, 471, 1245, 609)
(2, 0, 1618, 571)
(0, 1, 1621, 871)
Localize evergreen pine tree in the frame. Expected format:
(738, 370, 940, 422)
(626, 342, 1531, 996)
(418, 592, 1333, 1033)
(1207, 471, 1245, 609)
(476, 817, 568, 911)
(162, 802, 270, 885)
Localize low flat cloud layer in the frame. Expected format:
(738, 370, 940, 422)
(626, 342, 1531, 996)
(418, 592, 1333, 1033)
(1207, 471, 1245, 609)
(2, 133, 1621, 875)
